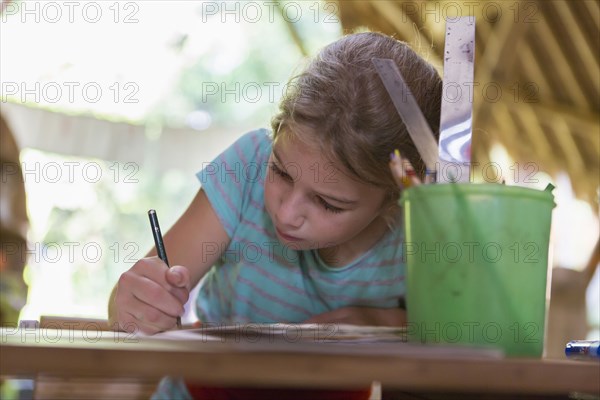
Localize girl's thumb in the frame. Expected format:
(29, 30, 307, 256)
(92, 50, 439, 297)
(166, 266, 190, 289)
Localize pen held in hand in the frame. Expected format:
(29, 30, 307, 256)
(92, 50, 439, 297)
(148, 209, 182, 330)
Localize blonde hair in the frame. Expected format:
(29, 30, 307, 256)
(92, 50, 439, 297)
(272, 32, 442, 220)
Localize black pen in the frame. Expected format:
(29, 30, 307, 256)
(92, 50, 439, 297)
(148, 209, 182, 329)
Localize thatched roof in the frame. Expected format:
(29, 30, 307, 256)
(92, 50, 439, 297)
(335, 0, 599, 206)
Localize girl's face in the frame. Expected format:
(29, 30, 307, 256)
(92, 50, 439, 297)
(264, 132, 389, 265)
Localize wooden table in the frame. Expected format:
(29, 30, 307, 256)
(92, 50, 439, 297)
(1, 326, 598, 398)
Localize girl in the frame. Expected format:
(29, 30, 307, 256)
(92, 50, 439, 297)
(109, 31, 442, 399)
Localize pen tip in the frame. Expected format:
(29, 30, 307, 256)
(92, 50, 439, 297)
(148, 209, 156, 215)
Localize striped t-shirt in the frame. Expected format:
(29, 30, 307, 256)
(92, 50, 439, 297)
(195, 129, 406, 324)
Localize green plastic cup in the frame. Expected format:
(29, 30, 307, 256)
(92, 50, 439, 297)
(400, 183, 555, 357)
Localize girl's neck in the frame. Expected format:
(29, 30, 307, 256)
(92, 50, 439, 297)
(317, 216, 390, 268)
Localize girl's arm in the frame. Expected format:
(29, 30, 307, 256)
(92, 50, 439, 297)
(108, 189, 230, 333)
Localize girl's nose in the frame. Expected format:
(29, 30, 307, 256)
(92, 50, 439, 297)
(277, 190, 304, 229)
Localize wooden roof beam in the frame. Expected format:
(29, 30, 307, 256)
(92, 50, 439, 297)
(511, 99, 555, 164)
(515, 41, 553, 99)
(549, 117, 588, 181)
(553, 1, 599, 98)
(485, 101, 558, 185)
(584, 0, 599, 32)
(369, 0, 443, 74)
(275, 1, 309, 57)
(537, 4, 589, 107)
(473, 4, 527, 121)
(503, 99, 600, 143)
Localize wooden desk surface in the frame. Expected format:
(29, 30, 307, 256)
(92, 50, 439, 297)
(1, 327, 598, 396)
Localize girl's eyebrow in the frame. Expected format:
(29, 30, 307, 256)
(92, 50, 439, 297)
(272, 149, 358, 205)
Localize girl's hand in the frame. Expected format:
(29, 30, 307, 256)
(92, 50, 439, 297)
(111, 257, 190, 334)
(304, 307, 406, 327)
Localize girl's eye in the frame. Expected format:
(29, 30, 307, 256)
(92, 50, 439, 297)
(317, 197, 343, 214)
(270, 160, 343, 214)
(270, 163, 292, 182)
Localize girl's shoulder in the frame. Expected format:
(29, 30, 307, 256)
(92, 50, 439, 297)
(235, 128, 273, 157)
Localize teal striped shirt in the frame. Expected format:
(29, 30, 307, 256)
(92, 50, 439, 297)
(195, 129, 405, 323)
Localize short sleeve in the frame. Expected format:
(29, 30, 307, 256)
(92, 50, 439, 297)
(196, 129, 271, 238)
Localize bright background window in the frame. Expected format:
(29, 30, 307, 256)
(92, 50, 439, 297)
(1, 0, 342, 321)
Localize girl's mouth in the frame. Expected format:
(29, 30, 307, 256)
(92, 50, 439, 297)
(275, 227, 301, 242)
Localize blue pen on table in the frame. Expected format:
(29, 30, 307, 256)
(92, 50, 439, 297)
(148, 209, 182, 330)
(565, 340, 599, 360)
